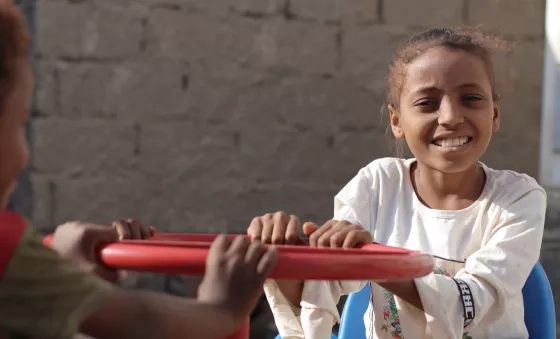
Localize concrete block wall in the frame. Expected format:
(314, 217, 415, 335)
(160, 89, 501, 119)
(31, 0, 545, 232)
(28, 0, 557, 334)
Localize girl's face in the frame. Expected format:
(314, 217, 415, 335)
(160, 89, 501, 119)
(0, 58, 33, 209)
(390, 46, 499, 174)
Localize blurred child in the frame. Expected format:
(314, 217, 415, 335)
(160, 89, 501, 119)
(0, 1, 278, 338)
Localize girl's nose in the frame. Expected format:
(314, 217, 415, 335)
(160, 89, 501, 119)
(438, 100, 464, 127)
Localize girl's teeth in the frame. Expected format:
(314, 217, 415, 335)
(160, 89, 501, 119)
(434, 137, 469, 147)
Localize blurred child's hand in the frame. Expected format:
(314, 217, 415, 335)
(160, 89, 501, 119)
(51, 219, 154, 282)
(247, 211, 301, 244)
(51, 222, 121, 282)
(303, 220, 372, 248)
(197, 235, 278, 326)
(111, 219, 155, 240)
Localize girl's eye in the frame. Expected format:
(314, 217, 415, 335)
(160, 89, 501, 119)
(414, 99, 438, 106)
(462, 95, 482, 102)
(413, 99, 439, 113)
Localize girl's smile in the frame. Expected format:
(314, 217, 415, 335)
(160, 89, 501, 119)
(430, 135, 473, 153)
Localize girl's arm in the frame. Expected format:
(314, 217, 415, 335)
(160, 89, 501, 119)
(264, 168, 375, 338)
(379, 280, 423, 310)
(393, 185, 546, 337)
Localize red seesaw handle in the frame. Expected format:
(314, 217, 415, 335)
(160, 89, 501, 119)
(43, 233, 434, 281)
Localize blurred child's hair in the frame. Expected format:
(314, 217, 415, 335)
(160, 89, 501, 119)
(0, 2, 30, 90)
(386, 26, 512, 109)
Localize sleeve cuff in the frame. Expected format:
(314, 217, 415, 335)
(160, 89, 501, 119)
(264, 280, 305, 338)
(453, 278, 476, 328)
(264, 280, 346, 339)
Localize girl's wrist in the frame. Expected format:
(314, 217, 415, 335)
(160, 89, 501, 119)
(275, 280, 305, 306)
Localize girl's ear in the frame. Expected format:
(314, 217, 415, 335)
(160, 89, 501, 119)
(492, 101, 500, 133)
(389, 105, 405, 140)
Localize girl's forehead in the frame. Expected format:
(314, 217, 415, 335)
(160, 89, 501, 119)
(403, 47, 491, 92)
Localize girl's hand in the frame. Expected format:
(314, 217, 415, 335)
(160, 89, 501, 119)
(303, 220, 372, 248)
(247, 212, 372, 248)
(247, 211, 301, 245)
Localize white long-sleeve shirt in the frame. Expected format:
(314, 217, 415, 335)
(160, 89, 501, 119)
(264, 157, 546, 339)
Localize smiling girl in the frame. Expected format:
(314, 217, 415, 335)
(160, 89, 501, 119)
(248, 27, 546, 338)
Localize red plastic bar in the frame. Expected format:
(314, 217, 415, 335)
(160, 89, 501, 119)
(43, 234, 433, 280)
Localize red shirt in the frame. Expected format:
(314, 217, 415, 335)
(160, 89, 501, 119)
(0, 211, 27, 277)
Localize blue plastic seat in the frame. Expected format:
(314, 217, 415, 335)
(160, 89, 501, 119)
(337, 282, 369, 339)
(275, 262, 555, 339)
(522, 262, 556, 339)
